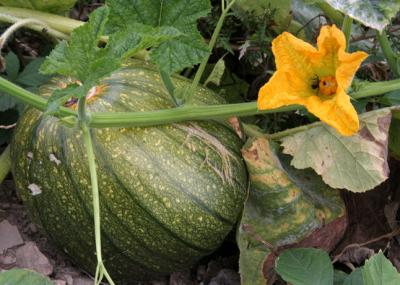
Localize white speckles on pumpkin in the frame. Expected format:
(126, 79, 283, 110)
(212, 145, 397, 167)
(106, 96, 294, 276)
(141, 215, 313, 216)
(49, 153, 61, 165)
(28, 183, 42, 195)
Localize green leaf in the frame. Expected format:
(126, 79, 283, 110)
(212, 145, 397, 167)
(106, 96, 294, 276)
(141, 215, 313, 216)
(275, 248, 333, 285)
(344, 268, 364, 285)
(46, 83, 83, 115)
(16, 57, 50, 87)
(362, 251, 400, 285)
(280, 108, 395, 192)
(106, 24, 181, 60)
(333, 270, 348, 285)
(106, 0, 211, 73)
(40, 6, 110, 81)
(379, 91, 400, 107)
(316, 0, 400, 31)
(0, 94, 18, 111)
(0, 269, 53, 285)
(5, 51, 19, 81)
(238, 137, 345, 284)
(204, 57, 226, 87)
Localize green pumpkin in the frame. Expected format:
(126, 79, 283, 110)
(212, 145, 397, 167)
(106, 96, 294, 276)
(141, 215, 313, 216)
(0, 0, 77, 14)
(10, 61, 248, 282)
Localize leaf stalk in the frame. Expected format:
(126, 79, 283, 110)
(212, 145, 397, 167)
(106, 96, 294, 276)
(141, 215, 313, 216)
(376, 30, 400, 78)
(185, 0, 237, 104)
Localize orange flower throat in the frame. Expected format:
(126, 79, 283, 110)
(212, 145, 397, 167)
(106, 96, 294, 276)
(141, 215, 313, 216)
(312, 75, 338, 96)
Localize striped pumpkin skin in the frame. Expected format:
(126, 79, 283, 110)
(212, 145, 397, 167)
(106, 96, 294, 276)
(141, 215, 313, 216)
(11, 61, 248, 282)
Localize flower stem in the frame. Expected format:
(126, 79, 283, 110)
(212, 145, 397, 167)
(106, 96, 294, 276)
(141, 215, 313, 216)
(0, 7, 82, 35)
(186, 0, 237, 104)
(0, 146, 11, 184)
(341, 15, 352, 51)
(351, 78, 400, 99)
(376, 30, 400, 78)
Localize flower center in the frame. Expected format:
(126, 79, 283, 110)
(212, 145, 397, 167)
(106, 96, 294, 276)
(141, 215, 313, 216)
(318, 75, 337, 96)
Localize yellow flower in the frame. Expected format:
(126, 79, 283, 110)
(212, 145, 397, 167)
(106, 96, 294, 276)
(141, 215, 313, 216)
(257, 25, 368, 136)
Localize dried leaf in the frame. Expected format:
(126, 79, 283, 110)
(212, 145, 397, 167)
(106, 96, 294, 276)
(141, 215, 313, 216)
(238, 138, 346, 284)
(281, 108, 395, 192)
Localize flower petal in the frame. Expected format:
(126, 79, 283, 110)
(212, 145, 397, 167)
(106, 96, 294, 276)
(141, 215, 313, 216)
(317, 25, 346, 62)
(272, 32, 319, 80)
(304, 87, 359, 136)
(336, 50, 369, 89)
(257, 71, 312, 110)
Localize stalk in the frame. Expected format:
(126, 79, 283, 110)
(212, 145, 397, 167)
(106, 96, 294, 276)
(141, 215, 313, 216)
(186, 0, 237, 104)
(316, 2, 343, 26)
(376, 30, 400, 78)
(351, 78, 400, 99)
(0, 17, 68, 48)
(341, 15, 352, 51)
(79, 96, 115, 285)
(0, 76, 75, 117)
(1, 73, 400, 128)
(0, 146, 11, 184)
(0, 7, 82, 35)
(159, 69, 179, 106)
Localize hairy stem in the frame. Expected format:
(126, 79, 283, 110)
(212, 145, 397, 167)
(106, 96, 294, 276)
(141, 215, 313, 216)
(186, 0, 237, 104)
(0, 146, 11, 184)
(376, 30, 400, 78)
(0, 76, 75, 117)
(0, 7, 82, 35)
(1, 73, 400, 128)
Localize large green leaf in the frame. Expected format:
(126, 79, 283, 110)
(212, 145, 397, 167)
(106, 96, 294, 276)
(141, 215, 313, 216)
(0, 269, 53, 285)
(280, 108, 395, 192)
(238, 138, 345, 284)
(313, 0, 400, 31)
(275, 248, 333, 285)
(106, 0, 211, 74)
(344, 268, 364, 285)
(362, 251, 400, 285)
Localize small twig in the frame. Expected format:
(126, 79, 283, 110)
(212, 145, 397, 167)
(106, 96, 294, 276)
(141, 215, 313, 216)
(295, 14, 330, 37)
(344, 261, 356, 272)
(332, 227, 400, 263)
(0, 123, 16, 129)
